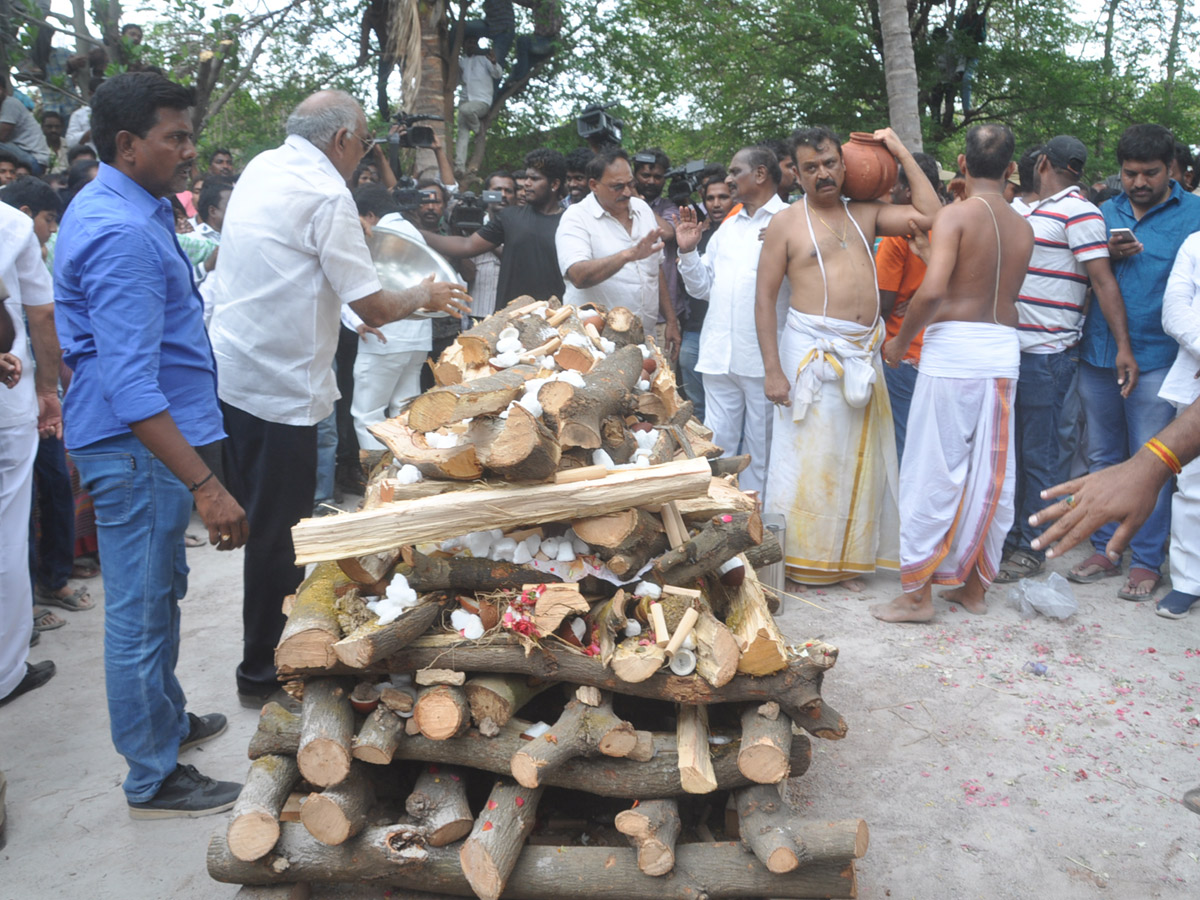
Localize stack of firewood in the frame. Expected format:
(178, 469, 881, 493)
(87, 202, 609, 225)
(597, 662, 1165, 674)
(207, 299, 867, 900)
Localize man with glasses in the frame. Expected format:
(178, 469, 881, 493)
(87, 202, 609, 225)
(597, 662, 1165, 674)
(555, 147, 681, 356)
(208, 90, 471, 710)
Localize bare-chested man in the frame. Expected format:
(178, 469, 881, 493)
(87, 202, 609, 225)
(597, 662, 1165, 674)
(870, 124, 1035, 623)
(756, 127, 940, 591)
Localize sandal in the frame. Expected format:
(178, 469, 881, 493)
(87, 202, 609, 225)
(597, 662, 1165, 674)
(1117, 566, 1161, 602)
(1067, 552, 1121, 584)
(35, 585, 94, 611)
(71, 558, 101, 579)
(993, 550, 1043, 584)
(33, 607, 66, 632)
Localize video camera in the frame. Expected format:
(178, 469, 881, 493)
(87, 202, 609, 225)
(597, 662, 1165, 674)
(389, 112, 445, 149)
(576, 103, 624, 148)
(448, 192, 487, 235)
(392, 177, 440, 212)
(664, 160, 710, 206)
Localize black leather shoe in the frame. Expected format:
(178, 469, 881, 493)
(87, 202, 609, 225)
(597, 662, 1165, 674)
(0, 661, 56, 707)
(179, 712, 228, 752)
(127, 764, 241, 820)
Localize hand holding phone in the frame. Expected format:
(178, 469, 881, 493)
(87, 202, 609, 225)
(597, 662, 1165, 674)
(1108, 227, 1143, 260)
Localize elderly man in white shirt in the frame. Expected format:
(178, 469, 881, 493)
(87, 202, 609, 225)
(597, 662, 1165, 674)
(675, 147, 790, 498)
(207, 90, 470, 707)
(555, 147, 681, 356)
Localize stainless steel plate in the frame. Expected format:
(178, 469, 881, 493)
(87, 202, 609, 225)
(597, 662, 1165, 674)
(367, 223, 462, 318)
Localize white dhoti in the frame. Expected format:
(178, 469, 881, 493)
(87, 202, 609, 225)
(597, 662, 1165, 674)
(899, 321, 1019, 592)
(763, 309, 899, 584)
(0, 425, 36, 699)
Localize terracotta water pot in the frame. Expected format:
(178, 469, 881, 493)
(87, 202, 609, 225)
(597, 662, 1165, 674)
(841, 132, 898, 201)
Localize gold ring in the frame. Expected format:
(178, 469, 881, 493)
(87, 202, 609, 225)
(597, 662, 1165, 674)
(220, 533, 231, 540)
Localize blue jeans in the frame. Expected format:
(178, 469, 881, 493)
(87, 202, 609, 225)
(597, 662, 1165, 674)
(71, 433, 191, 802)
(883, 360, 918, 463)
(315, 409, 338, 508)
(509, 33, 554, 85)
(1078, 362, 1175, 572)
(0, 141, 44, 175)
(1007, 350, 1077, 561)
(463, 20, 515, 66)
(678, 330, 704, 422)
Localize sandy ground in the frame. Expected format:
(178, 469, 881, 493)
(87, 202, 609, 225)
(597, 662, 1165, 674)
(2, 507, 1198, 899)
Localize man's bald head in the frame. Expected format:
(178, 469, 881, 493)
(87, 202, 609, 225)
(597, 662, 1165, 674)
(286, 90, 365, 151)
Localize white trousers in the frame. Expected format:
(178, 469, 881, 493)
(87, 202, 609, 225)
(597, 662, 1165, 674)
(1171, 443, 1200, 596)
(352, 351, 426, 451)
(0, 425, 36, 699)
(456, 100, 490, 169)
(702, 372, 772, 498)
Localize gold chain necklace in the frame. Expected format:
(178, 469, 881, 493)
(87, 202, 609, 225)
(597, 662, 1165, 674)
(815, 211, 849, 249)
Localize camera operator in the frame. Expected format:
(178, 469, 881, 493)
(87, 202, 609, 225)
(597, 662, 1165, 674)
(460, 171, 516, 321)
(420, 149, 567, 311)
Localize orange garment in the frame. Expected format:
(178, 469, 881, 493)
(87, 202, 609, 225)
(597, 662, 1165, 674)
(875, 234, 925, 363)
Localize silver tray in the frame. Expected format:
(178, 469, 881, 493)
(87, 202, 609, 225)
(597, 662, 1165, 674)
(367, 223, 462, 318)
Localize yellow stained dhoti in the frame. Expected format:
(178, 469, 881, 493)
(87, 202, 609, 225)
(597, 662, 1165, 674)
(764, 309, 900, 585)
(899, 321, 1019, 592)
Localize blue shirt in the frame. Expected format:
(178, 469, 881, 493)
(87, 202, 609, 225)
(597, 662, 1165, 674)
(54, 164, 224, 451)
(1081, 181, 1200, 371)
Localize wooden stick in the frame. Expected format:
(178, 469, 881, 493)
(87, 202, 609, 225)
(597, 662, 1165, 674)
(737, 703, 793, 784)
(553, 464, 609, 484)
(351, 707, 405, 765)
(459, 780, 545, 900)
(331, 594, 455, 670)
(653, 511, 763, 586)
(405, 763, 474, 846)
(615, 798, 681, 876)
(300, 762, 372, 846)
(713, 558, 788, 676)
(664, 607, 699, 657)
(226, 755, 299, 862)
(691, 609, 739, 688)
(509, 696, 637, 788)
(649, 602, 670, 646)
(208, 829, 860, 898)
(297, 679, 354, 788)
(676, 704, 717, 794)
(661, 501, 689, 549)
(292, 457, 713, 565)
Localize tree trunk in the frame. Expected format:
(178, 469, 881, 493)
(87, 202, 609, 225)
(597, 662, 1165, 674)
(297, 679, 355, 788)
(300, 762, 373, 846)
(405, 763, 474, 846)
(878, 0, 923, 151)
(615, 799, 681, 876)
(227, 755, 300, 862)
(1163, 0, 1185, 116)
(459, 780, 545, 900)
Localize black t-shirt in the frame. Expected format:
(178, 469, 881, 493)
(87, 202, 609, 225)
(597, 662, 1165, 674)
(477, 204, 566, 308)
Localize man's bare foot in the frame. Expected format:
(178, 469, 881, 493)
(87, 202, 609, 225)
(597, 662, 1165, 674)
(940, 584, 988, 615)
(870, 591, 935, 623)
(785, 579, 808, 594)
(838, 577, 866, 593)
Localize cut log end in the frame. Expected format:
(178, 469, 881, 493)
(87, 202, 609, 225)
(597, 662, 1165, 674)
(226, 812, 280, 863)
(296, 741, 352, 790)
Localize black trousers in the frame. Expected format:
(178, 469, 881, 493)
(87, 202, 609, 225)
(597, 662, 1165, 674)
(221, 401, 317, 694)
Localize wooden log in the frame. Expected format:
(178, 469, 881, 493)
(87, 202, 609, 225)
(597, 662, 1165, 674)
(414, 668, 465, 686)
(600, 305, 645, 348)
(649, 476, 755, 522)
(708, 455, 751, 478)
(676, 704, 717, 794)
(336, 548, 400, 595)
(300, 762, 372, 847)
(571, 508, 663, 557)
(510, 696, 637, 788)
(248, 701, 306, 759)
(234, 887, 451, 900)
(600, 415, 637, 464)
(718, 558, 787, 677)
(464, 675, 551, 728)
(352, 707, 405, 765)
(607, 531, 669, 579)
(528, 582, 589, 637)
(209, 829, 859, 898)
(738, 703, 793, 784)
(274, 565, 346, 672)
(660, 501, 689, 549)
(691, 610, 739, 688)
(734, 783, 816, 873)
(332, 593, 455, 670)
(366, 478, 471, 508)
(277, 637, 844, 739)
(468, 404, 561, 482)
(367, 413, 482, 481)
(743, 532, 783, 573)
(455, 299, 550, 367)
(408, 365, 539, 432)
(460, 780, 545, 900)
(297, 679, 354, 788)
(615, 799, 681, 876)
(292, 457, 713, 565)
(610, 637, 665, 683)
(398, 549, 565, 593)
(538, 344, 643, 449)
(652, 511, 763, 586)
(227, 755, 299, 862)
(405, 764, 474, 847)
(553, 310, 599, 373)
(413, 684, 471, 741)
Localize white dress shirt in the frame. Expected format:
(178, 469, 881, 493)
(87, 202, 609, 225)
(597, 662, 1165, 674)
(0, 204, 53, 427)
(208, 135, 382, 426)
(1160, 232, 1200, 407)
(65, 105, 91, 151)
(677, 195, 790, 377)
(555, 192, 662, 335)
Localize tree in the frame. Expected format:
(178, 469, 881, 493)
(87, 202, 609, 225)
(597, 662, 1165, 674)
(878, 0, 922, 150)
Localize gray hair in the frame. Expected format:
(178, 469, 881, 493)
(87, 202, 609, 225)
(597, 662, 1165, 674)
(286, 90, 362, 149)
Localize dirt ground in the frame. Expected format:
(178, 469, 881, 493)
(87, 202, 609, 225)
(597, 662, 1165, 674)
(2, 507, 1198, 899)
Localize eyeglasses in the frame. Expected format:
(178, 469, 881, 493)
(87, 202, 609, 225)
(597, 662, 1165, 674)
(601, 179, 635, 193)
(352, 132, 376, 157)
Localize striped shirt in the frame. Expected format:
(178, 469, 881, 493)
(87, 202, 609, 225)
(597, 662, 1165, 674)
(1014, 186, 1109, 353)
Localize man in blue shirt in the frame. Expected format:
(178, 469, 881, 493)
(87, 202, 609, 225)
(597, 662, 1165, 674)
(54, 72, 248, 819)
(1073, 124, 1200, 600)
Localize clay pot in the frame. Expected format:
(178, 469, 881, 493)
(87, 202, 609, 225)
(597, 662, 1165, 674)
(841, 132, 898, 201)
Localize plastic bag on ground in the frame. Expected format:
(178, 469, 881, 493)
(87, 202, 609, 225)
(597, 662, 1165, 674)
(1007, 572, 1078, 620)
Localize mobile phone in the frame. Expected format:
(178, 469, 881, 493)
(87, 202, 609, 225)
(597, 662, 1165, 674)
(1109, 227, 1136, 242)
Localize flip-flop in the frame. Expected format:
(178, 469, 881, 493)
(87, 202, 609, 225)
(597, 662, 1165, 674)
(1066, 552, 1121, 584)
(35, 585, 94, 611)
(33, 607, 66, 632)
(1117, 566, 1161, 602)
(993, 550, 1043, 584)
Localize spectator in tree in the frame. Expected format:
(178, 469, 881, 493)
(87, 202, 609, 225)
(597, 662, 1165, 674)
(63, 75, 103, 151)
(455, 37, 502, 174)
(121, 23, 144, 45)
(0, 77, 51, 175)
(41, 111, 69, 174)
(1071, 124, 1200, 600)
(464, 0, 517, 68)
(207, 148, 235, 177)
(563, 147, 593, 207)
(506, 0, 563, 90)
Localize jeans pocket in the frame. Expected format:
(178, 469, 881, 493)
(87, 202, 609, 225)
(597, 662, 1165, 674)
(71, 450, 137, 527)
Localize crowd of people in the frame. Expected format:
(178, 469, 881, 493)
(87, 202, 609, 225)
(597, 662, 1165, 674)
(3, 48, 1200, 829)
